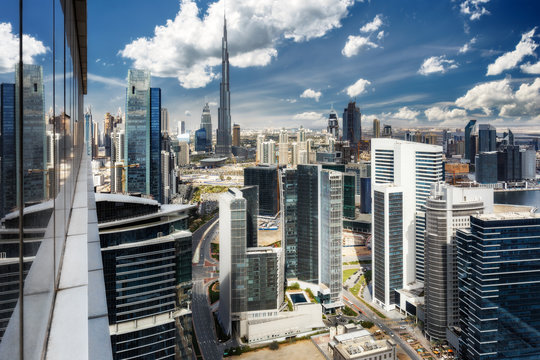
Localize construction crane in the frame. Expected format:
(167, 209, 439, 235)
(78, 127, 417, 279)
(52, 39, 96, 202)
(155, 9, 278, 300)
(99, 163, 140, 193)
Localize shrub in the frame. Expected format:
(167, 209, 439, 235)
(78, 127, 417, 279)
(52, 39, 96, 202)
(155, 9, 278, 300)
(269, 341, 279, 351)
(342, 306, 357, 317)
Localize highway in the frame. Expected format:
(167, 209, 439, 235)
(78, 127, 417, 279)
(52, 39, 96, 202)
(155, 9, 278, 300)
(341, 289, 421, 360)
(191, 216, 224, 360)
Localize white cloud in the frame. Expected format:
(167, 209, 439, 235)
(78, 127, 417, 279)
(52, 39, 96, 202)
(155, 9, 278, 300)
(418, 56, 458, 75)
(393, 106, 420, 120)
(342, 35, 378, 57)
(459, 37, 477, 54)
(0, 22, 49, 74)
(424, 106, 467, 124)
(377, 31, 385, 40)
(455, 78, 514, 115)
(300, 88, 322, 102)
(185, 110, 192, 117)
(499, 78, 540, 117)
(486, 28, 538, 76)
(293, 111, 324, 121)
(345, 78, 371, 97)
(281, 98, 297, 103)
(120, 0, 353, 88)
(88, 73, 125, 87)
(521, 61, 540, 74)
(360, 14, 384, 33)
(460, 0, 490, 21)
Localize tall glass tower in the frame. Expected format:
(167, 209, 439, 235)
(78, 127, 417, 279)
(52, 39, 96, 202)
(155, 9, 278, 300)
(125, 69, 161, 201)
(216, 17, 232, 157)
(0, 83, 16, 218)
(200, 103, 212, 152)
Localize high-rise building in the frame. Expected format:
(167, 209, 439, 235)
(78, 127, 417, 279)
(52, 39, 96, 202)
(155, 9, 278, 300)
(0, 83, 16, 218)
(360, 177, 371, 214)
(475, 152, 498, 184)
(200, 103, 212, 151)
(261, 140, 276, 165)
(280, 168, 298, 278)
(477, 124, 496, 153)
(216, 17, 232, 157)
(424, 183, 493, 341)
(497, 145, 521, 181)
(194, 127, 207, 152)
(327, 108, 339, 138)
(110, 125, 126, 193)
(343, 173, 356, 219)
(371, 139, 443, 309)
(343, 101, 361, 153)
(244, 165, 279, 216)
(297, 126, 306, 143)
(240, 186, 259, 248)
(125, 69, 161, 201)
(373, 118, 380, 138)
(232, 123, 240, 147)
(255, 134, 264, 163)
(291, 142, 299, 167)
(464, 119, 476, 161)
(96, 194, 194, 359)
(161, 107, 169, 134)
(178, 141, 190, 166)
(180, 120, 185, 134)
(16, 64, 46, 206)
(457, 212, 540, 359)
(521, 148, 536, 179)
(382, 124, 392, 137)
(104, 112, 114, 157)
(278, 129, 288, 165)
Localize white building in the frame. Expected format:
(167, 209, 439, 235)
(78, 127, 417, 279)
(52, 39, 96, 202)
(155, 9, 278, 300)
(261, 140, 276, 165)
(371, 138, 443, 310)
(278, 129, 289, 166)
(256, 134, 265, 163)
(177, 141, 190, 166)
(291, 142, 299, 167)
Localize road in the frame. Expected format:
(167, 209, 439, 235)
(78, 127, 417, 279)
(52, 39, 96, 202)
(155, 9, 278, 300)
(191, 216, 225, 360)
(341, 289, 421, 360)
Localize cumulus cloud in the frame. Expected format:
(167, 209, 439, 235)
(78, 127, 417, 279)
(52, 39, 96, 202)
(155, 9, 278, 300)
(360, 14, 384, 33)
(499, 78, 540, 118)
(486, 28, 538, 76)
(0, 22, 49, 74)
(418, 56, 458, 75)
(345, 78, 371, 97)
(459, 37, 477, 54)
(460, 0, 490, 21)
(424, 106, 467, 124)
(185, 110, 192, 117)
(392, 106, 420, 121)
(342, 35, 378, 57)
(342, 14, 385, 57)
(293, 111, 324, 121)
(300, 88, 322, 102)
(120, 0, 354, 88)
(521, 61, 540, 74)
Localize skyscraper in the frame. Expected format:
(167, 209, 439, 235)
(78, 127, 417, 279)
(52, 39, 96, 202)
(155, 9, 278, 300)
(477, 124, 496, 153)
(200, 103, 212, 151)
(475, 152, 497, 184)
(457, 212, 540, 359)
(216, 17, 232, 157)
(194, 127, 207, 152)
(343, 101, 361, 154)
(261, 140, 276, 165)
(371, 139, 443, 310)
(278, 128, 288, 165)
(464, 119, 476, 161)
(327, 108, 339, 138)
(280, 168, 298, 278)
(244, 165, 279, 216)
(161, 107, 169, 134)
(373, 118, 380, 138)
(0, 83, 16, 218)
(424, 183, 492, 341)
(232, 123, 240, 147)
(125, 69, 161, 201)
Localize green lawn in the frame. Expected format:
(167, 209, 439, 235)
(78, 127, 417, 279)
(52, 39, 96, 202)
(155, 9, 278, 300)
(350, 281, 362, 296)
(343, 268, 358, 284)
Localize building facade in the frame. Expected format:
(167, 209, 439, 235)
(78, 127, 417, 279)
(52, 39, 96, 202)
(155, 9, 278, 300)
(244, 165, 279, 217)
(216, 18, 232, 157)
(200, 103, 212, 151)
(343, 101, 361, 156)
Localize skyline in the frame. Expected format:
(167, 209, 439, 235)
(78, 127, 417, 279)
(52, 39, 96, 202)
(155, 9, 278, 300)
(1, 0, 540, 131)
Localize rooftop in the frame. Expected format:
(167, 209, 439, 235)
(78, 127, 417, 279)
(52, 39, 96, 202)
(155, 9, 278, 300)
(476, 212, 540, 221)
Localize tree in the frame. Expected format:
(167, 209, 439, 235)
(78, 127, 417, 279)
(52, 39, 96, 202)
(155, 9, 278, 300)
(269, 341, 279, 350)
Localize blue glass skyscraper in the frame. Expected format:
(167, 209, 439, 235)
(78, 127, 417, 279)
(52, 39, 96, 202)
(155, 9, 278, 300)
(457, 213, 540, 359)
(1, 83, 16, 218)
(194, 128, 207, 152)
(125, 69, 161, 201)
(464, 119, 476, 160)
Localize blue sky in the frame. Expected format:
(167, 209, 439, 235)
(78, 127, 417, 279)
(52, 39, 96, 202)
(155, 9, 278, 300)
(1, 0, 540, 131)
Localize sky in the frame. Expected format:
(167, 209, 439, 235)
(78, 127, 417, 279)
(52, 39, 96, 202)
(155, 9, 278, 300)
(1, 0, 540, 131)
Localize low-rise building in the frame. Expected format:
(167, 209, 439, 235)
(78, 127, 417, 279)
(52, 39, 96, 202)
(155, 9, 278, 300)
(330, 331, 397, 360)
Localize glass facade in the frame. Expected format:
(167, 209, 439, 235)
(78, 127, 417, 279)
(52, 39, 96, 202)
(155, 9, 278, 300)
(281, 168, 298, 278)
(343, 173, 356, 219)
(0, 0, 88, 356)
(360, 177, 371, 214)
(241, 186, 258, 248)
(246, 250, 279, 311)
(150, 87, 161, 202)
(457, 214, 540, 359)
(244, 165, 279, 216)
(194, 127, 207, 152)
(342, 101, 361, 155)
(475, 152, 498, 184)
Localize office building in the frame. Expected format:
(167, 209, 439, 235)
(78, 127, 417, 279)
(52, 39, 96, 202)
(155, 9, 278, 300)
(327, 108, 339, 138)
(298, 126, 306, 143)
(477, 124, 496, 153)
(424, 183, 493, 341)
(244, 165, 279, 216)
(125, 69, 161, 201)
(261, 140, 276, 165)
(161, 107, 169, 134)
(475, 152, 497, 184)
(457, 212, 540, 359)
(0, 84, 16, 218)
(360, 177, 371, 214)
(280, 168, 298, 278)
(278, 128, 288, 165)
(216, 17, 232, 157)
(180, 120, 185, 134)
(255, 134, 264, 163)
(194, 127, 207, 152)
(178, 141, 190, 166)
(218, 189, 284, 336)
(521, 148, 536, 179)
(200, 103, 212, 151)
(371, 139, 443, 309)
(232, 123, 240, 147)
(343, 101, 361, 152)
(343, 173, 356, 219)
(291, 142, 299, 167)
(97, 194, 194, 359)
(110, 125, 126, 193)
(497, 145, 521, 181)
(241, 186, 259, 248)
(464, 120, 476, 161)
(373, 118, 380, 138)
(382, 125, 392, 137)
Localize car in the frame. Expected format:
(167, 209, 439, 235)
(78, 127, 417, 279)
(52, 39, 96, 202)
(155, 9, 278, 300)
(400, 325, 407, 329)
